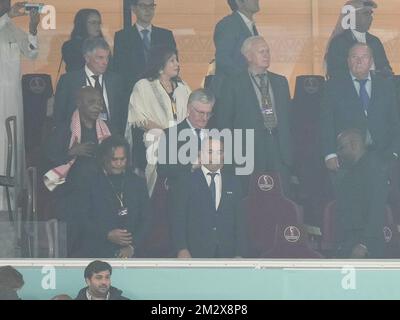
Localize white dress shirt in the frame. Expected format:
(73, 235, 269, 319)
(325, 72, 372, 162)
(84, 65, 110, 116)
(237, 11, 257, 36)
(201, 166, 222, 211)
(136, 23, 153, 41)
(186, 118, 206, 141)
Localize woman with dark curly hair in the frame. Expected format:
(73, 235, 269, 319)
(61, 9, 105, 72)
(126, 45, 191, 195)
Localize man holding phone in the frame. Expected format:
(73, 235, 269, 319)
(0, 1, 40, 211)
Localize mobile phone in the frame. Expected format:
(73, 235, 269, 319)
(24, 3, 44, 13)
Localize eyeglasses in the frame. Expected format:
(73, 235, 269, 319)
(192, 107, 213, 119)
(136, 3, 157, 10)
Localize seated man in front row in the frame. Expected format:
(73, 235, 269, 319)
(335, 128, 389, 258)
(76, 135, 150, 258)
(171, 137, 246, 258)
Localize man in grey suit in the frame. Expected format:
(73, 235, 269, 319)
(54, 38, 127, 135)
(215, 36, 294, 197)
(212, 0, 260, 96)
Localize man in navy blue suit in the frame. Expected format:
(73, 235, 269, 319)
(212, 0, 261, 96)
(171, 137, 246, 258)
(114, 0, 176, 96)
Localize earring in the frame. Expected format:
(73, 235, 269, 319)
(159, 70, 163, 75)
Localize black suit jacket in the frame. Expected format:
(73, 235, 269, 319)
(212, 12, 254, 96)
(336, 152, 388, 258)
(326, 29, 392, 79)
(215, 70, 293, 172)
(171, 169, 246, 258)
(321, 74, 400, 160)
(53, 69, 127, 135)
(76, 170, 150, 258)
(113, 24, 176, 95)
(157, 119, 199, 188)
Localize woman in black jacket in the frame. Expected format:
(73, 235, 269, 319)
(61, 9, 105, 72)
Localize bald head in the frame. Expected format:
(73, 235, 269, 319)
(76, 87, 104, 123)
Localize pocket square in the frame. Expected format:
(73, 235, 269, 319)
(226, 191, 233, 195)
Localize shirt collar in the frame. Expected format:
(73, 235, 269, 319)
(351, 72, 371, 82)
(86, 289, 110, 300)
(237, 11, 254, 26)
(201, 166, 221, 178)
(85, 65, 103, 80)
(136, 23, 152, 34)
(351, 29, 367, 43)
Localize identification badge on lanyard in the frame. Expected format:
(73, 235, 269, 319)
(118, 207, 128, 217)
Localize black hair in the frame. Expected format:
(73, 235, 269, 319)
(70, 8, 103, 41)
(97, 135, 131, 169)
(0, 266, 24, 289)
(142, 45, 181, 82)
(84, 260, 112, 280)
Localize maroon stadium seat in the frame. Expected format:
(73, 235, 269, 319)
(261, 223, 323, 258)
(139, 176, 174, 258)
(244, 172, 306, 258)
(321, 200, 400, 258)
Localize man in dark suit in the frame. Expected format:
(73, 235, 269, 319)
(321, 43, 400, 178)
(215, 36, 294, 197)
(326, 0, 392, 79)
(54, 37, 127, 135)
(213, 0, 260, 96)
(335, 129, 388, 258)
(171, 138, 246, 258)
(113, 0, 176, 96)
(157, 88, 215, 189)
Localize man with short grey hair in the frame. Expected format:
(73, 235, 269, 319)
(215, 36, 294, 197)
(54, 37, 127, 135)
(158, 88, 215, 189)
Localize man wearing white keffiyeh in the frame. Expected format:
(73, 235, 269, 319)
(0, 1, 39, 210)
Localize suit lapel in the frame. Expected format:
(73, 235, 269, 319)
(242, 72, 266, 128)
(195, 169, 216, 212)
(150, 26, 158, 46)
(268, 72, 283, 120)
(233, 12, 252, 38)
(104, 73, 114, 120)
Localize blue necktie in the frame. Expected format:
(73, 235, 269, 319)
(141, 29, 151, 57)
(356, 79, 370, 113)
(208, 172, 218, 208)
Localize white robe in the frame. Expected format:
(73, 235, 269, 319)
(0, 14, 38, 210)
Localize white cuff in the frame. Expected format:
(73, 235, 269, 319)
(325, 153, 338, 162)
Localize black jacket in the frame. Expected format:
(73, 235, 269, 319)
(113, 24, 176, 96)
(54, 68, 127, 135)
(75, 286, 129, 300)
(171, 169, 246, 258)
